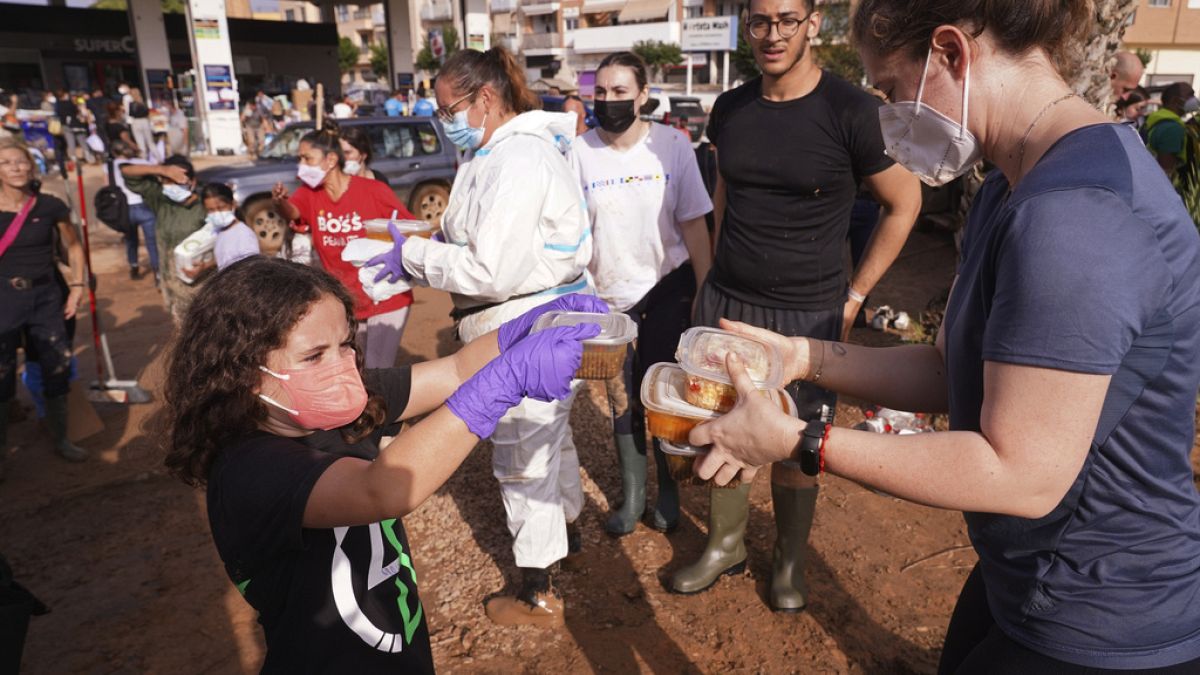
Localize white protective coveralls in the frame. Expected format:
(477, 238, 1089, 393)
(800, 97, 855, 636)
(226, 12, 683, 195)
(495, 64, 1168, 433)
(402, 110, 593, 569)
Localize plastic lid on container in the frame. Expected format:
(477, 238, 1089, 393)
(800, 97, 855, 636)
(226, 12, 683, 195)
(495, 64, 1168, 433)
(640, 363, 721, 420)
(531, 310, 637, 346)
(363, 218, 437, 235)
(675, 327, 783, 389)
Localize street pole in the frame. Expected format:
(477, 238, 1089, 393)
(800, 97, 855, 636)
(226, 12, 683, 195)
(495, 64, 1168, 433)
(686, 54, 693, 97)
(722, 51, 730, 91)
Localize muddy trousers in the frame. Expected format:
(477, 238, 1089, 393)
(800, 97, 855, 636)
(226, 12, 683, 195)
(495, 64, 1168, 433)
(0, 283, 71, 403)
(491, 387, 584, 570)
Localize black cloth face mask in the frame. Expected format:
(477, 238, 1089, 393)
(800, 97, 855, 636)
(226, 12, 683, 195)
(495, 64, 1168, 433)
(594, 99, 638, 134)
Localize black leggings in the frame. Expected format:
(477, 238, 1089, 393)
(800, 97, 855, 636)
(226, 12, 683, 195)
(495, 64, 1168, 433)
(940, 564, 1200, 674)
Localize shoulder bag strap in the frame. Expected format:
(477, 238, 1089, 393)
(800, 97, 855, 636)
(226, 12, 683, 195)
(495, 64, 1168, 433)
(0, 195, 38, 261)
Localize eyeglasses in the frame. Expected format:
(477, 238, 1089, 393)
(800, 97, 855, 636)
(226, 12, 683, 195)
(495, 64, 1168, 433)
(436, 91, 476, 123)
(746, 12, 813, 40)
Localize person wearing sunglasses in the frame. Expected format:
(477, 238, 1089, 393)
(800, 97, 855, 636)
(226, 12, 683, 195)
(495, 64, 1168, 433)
(367, 46, 598, 629)
(666, 0, 921, 613)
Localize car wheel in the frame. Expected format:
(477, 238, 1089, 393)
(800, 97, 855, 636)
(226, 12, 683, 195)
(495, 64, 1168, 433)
(244, 199, 287, 257)
(410, 183, 450, 227)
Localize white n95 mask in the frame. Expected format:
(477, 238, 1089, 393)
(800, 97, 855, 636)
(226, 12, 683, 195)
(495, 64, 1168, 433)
(878, 48, 982, 187)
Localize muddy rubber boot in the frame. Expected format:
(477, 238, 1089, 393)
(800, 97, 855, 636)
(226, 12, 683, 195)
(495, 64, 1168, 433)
(649, 439, 679, 532)
(669, 483, 751, 594)
(484, 567, 564, 629)
(45, 395, 87, 463)
(605, 433, 646, 536)
(769, 484, 819, 612)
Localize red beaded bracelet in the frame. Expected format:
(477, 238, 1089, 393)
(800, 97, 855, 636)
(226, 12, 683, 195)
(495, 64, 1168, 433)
(819, 423, 832, 474)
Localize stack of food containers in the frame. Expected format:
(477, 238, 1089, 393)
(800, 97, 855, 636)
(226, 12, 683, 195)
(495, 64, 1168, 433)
(641, 328, 797, 486)
(530, 311, 638, 380)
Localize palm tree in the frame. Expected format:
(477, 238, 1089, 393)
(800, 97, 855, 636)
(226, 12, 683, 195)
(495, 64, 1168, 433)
(1063, 0, 1139, 108)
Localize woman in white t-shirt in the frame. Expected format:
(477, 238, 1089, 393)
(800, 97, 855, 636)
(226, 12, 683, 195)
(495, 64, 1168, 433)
(107, 139, 160, 283)
(202, 183, 260, 269)
(569, 51, 713, 536)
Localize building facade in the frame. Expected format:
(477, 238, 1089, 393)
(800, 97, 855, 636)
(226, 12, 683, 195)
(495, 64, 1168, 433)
(1123, 0, 1200, 87)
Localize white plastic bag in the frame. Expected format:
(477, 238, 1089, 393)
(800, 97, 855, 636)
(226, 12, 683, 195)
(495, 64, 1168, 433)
(173, 223, 217, 284)
(340, 238, 411, 302)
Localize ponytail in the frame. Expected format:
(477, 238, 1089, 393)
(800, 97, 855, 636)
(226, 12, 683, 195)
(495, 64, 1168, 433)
(439, 46, 541, 115)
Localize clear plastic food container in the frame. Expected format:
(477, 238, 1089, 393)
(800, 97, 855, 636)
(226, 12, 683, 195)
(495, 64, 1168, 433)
(640, 363, 719, 444)
(363, 218, 440, 241)
(675, 327, 784, 412)
(656, 389, 798, 487)
(532, 310, 637, 380)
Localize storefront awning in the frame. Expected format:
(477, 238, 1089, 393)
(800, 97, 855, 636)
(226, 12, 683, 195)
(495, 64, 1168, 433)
(618, 0, 672, 23)
(582, 0, 627, 14)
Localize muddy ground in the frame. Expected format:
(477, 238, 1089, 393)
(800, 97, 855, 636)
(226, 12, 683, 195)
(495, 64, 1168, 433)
(2, 161, 1195, 674)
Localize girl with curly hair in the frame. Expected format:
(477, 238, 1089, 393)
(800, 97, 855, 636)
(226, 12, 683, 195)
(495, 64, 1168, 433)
(159, 256, 603, 672)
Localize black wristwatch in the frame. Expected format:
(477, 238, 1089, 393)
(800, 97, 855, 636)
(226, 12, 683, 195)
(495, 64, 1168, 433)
(798, 419, 827, 476)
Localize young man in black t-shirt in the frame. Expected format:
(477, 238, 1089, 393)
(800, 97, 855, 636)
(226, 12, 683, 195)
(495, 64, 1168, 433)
(668, 0, 921, 611)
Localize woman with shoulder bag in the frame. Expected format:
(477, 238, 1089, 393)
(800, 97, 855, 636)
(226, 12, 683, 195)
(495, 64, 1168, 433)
(0, 138, 88, 480)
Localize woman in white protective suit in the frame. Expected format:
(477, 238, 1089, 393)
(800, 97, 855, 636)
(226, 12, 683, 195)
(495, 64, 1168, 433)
(367, 45, 601, 629)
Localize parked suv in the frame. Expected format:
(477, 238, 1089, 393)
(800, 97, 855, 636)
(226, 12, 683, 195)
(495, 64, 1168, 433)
(196, 116, 456, 236)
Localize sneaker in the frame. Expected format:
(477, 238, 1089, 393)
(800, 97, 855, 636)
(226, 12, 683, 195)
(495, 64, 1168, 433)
(130, 266, 142, 281)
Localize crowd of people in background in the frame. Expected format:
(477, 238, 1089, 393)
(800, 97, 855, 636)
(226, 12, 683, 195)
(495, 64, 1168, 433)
(2, 0, 1200, 671)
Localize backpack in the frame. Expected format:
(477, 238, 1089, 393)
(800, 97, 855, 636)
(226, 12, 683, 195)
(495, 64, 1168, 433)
(94, 157, 134, 237)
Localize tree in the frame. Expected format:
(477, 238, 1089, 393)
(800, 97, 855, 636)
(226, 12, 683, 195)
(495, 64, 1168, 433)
(370, 43, 390, 79)
(731, 31, 760, 80)
(415, 25, 460, 73)
(1062, 0, 1139, 109)
(338, 37, 360, 75)
(632, 40, 684, 82)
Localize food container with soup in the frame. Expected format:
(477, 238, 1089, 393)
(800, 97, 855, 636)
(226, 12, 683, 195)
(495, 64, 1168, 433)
(655, 389, 798, 487)
(675, 327, 784, 412)
(363, 218, 440, 242)
(531, 310, 637, 380)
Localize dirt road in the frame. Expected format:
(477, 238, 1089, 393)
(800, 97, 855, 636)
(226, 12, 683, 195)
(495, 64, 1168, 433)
(0, 160, 1132, 673)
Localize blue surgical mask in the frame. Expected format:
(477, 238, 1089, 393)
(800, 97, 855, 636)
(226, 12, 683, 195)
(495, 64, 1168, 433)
(444, 109, 487, 152)
(206, 210, 236, 230)
(162, 183, 193, 203)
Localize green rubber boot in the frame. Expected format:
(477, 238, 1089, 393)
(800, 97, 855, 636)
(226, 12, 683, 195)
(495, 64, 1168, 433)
(669, 483, 751, 594)
(45, 395, 87, 463)
(605, 433, 647, 536)
(769, 484, 819, 612)
(649, 438, 679, 532)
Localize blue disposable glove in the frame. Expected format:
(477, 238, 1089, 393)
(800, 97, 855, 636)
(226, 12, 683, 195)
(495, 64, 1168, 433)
(496, 293, 610, 353)
(366, 221, 409, 283)
(447, 322, 601, 438)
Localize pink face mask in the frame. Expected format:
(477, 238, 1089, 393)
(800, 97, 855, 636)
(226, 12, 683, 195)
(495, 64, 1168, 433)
(258, 350, 368, 430)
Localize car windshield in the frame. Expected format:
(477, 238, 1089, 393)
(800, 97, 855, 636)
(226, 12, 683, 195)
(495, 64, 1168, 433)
(673, 101, 704, 116)
(260, 125, 311, 159)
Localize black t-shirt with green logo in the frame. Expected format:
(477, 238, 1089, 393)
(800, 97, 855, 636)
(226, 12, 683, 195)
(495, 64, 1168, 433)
(206, 367, 434, 673)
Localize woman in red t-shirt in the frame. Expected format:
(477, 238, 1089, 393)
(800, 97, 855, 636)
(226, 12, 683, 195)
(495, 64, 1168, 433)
(272, 125, 416, 369)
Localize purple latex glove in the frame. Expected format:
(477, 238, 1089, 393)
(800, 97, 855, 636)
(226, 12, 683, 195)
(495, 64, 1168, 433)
(366, 221, 409, 283)
(496, 293, 610, 353)
(447, 322, 602, 438)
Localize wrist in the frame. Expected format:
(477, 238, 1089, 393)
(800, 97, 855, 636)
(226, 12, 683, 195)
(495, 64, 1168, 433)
(800, 338, 825, 383)
(847, 286, 867, 304)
